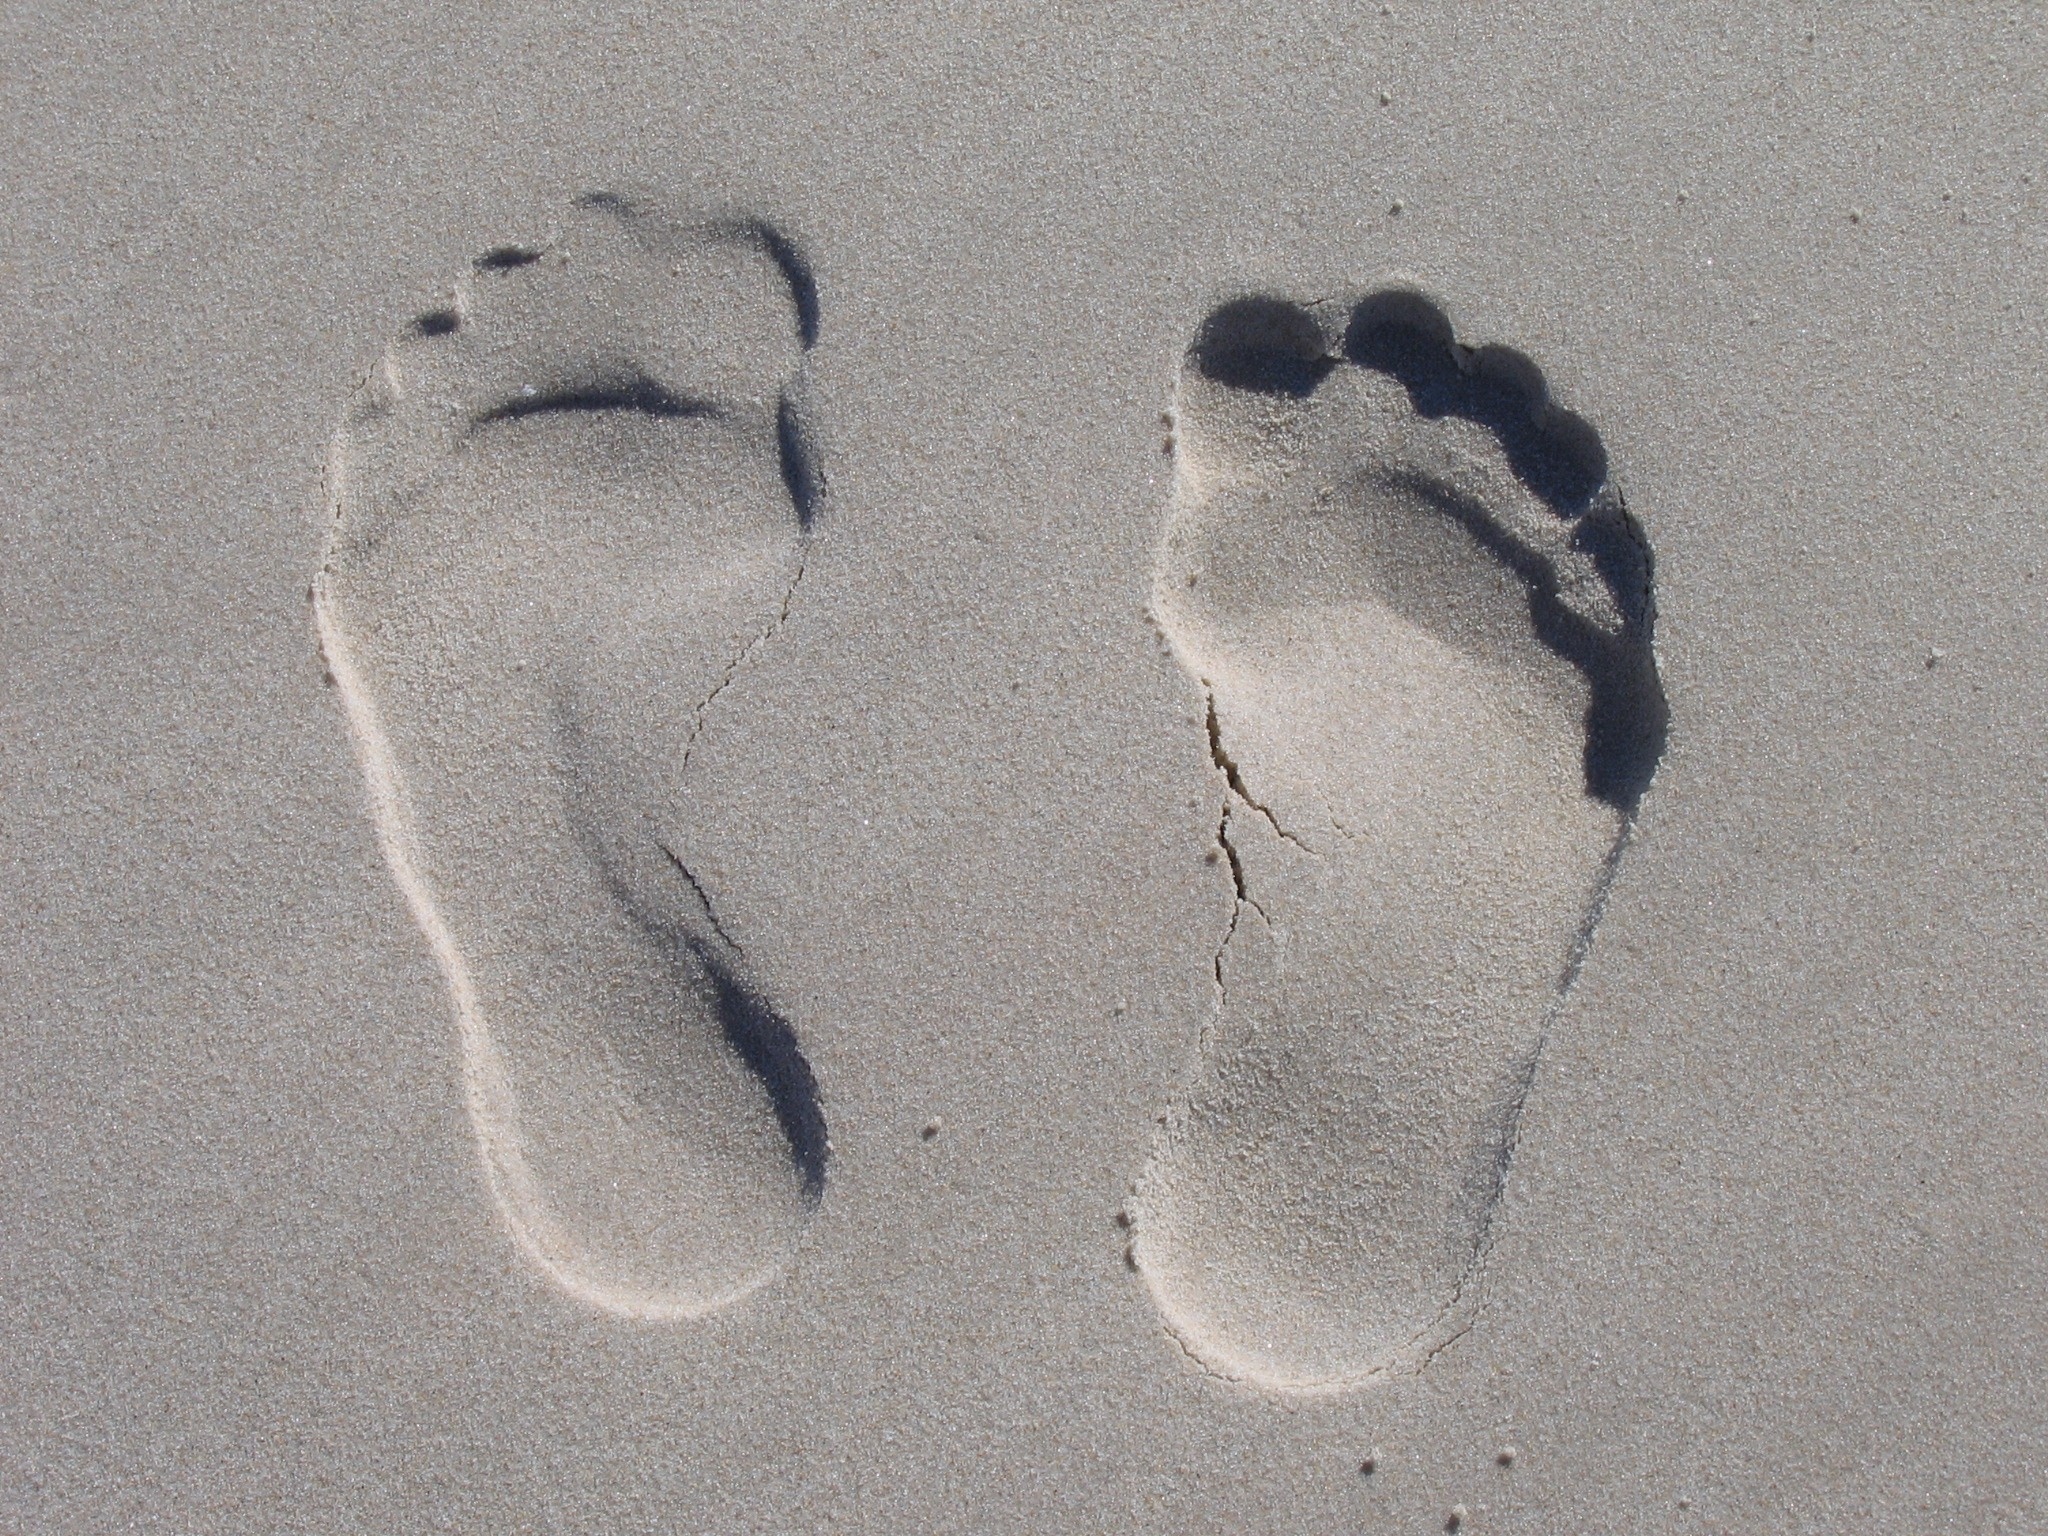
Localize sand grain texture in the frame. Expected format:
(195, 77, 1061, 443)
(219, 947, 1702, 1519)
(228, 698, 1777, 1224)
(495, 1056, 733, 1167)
(4, 5, 2046, 1532)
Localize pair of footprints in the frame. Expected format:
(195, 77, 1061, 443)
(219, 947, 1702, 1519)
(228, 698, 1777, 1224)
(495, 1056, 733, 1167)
(316, 194, 1666, 1392)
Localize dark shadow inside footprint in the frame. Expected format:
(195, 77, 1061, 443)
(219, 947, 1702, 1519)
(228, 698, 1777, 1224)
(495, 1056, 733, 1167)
(469, 371, 722, 432)
(585, 905, 831, 1205)
(553, 711, 831, 1207)
(777, 392, 823, 531)
(475, 244, 543, 271)
(723, 217, 821, 351)
(1384, 470, 1668, 813)
(692, 943, 829, 1202)
(1189, 289, 1669, 813)
(1345, 291, 1607, 514)
(1192, 297, 1339, 397)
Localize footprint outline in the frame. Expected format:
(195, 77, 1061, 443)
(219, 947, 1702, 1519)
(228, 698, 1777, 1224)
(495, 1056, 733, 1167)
(1133, 285, 1669, 1391)
(314, 191, 832, 1321)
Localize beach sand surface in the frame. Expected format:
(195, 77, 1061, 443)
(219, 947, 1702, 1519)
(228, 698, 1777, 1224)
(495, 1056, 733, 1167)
(4, 5, 2045, 1530)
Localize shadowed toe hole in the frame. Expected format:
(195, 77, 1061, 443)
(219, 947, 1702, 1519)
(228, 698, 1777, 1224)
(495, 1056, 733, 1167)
(1193, 297, 1336, 398)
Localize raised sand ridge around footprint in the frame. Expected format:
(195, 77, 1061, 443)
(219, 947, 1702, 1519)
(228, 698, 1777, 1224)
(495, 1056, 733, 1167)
(314, 194, 827, 1319)
(1133, 291, 1666, 1389)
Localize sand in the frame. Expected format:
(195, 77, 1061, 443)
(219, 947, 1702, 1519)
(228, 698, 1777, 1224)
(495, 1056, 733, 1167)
(5, 5, 2046, 1531)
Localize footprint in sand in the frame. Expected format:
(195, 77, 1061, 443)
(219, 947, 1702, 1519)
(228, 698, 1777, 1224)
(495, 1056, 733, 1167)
(314, 193, 827, 1319)
(1132, 291, 1667, 1389)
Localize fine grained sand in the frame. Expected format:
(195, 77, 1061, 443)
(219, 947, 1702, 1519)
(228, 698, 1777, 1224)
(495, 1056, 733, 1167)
(5, 6, 2046, 1532)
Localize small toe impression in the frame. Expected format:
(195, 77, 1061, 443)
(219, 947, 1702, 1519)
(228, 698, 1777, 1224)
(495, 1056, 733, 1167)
(410, 308, 461, 338)
(1345, 290, 1606, 512)
(475, 244, 544, 271)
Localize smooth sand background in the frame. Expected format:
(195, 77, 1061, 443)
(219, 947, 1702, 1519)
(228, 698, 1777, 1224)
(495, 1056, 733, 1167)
(5, 6, 2045, 1530)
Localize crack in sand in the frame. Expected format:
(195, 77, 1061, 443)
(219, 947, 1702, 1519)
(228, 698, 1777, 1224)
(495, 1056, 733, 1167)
(1203, 684, 1312, 852)
(661, 530, 814, 958)
(1207, 798, 1269, 1006)
(678, 548, 810, 775)
(1214, 801, 1269, 923)
(658, 840, 745, 957)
